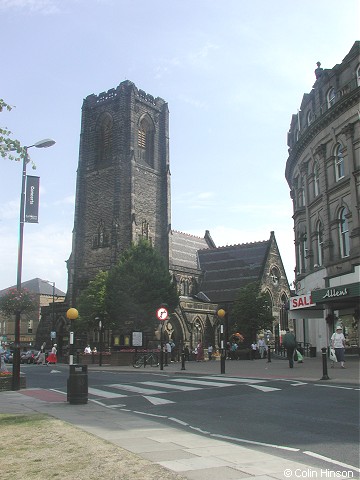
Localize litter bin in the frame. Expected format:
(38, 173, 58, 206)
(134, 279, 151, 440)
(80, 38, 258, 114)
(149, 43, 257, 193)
(67, 364, 88, 404)
(310, 347, 317, 358)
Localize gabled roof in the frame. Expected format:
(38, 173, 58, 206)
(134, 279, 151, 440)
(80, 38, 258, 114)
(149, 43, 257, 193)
(0, 278, 66, 297)
(198, 237, 272, 303)
(169, 230, 215, 272)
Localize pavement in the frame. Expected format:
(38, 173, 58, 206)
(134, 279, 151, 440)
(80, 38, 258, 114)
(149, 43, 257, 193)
(1, 354, 359, 480)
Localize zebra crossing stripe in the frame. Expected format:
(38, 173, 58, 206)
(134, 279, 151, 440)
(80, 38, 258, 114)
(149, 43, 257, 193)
(171, 378, 236, 387)
(107, 384, 165, 395)
(143, 396, 175, 405)
(199, 376, 267, 384)
(142, 381, 201, 391)
(88, 387, 127, 398)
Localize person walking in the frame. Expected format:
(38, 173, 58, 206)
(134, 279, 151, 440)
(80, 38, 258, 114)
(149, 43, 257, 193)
(257, 338, 266, 359)
(331, 325, 346, 368)
(207, 344, 213, 361)
(282, 329, 297, 368)
(37, 342, 46, 365)
(47, 344, 57, 365)
(250, 342, 257, 360)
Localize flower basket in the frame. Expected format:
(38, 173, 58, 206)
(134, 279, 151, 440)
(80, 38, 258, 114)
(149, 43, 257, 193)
(0, 287, 37, 316)
(0, 373, 26, 391)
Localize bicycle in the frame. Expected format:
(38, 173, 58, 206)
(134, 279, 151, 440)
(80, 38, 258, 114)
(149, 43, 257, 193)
(133, 351, 159, 368)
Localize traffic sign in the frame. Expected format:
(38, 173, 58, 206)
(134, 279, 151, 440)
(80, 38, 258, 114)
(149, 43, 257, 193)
(156, 307, 168, 321)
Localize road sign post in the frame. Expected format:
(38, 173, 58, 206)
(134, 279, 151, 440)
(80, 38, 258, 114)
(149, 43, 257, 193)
(156, 307, 168, 370)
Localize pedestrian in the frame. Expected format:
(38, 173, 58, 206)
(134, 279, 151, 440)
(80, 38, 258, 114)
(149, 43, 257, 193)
(170, 340, 176, 362)
(207, 344, 213, 361)
(37, 342, 46, 365)
(331, 325, 346, 368)
(230, 342, 238, 360)
(184, 345, 190, 361)
(165, 341, 171, 365)
(84, 345, 91, 354)
(47, 344, 57, 365)
(257, 338, 266, 359)
(196, 342, 204, 361)
(250, 342, 257, 360)
(282, 329, 297, 368)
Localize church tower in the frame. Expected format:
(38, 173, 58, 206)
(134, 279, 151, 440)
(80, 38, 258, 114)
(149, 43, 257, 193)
(68, 81, 171, 305)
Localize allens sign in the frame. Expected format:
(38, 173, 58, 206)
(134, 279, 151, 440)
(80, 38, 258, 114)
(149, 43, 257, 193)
(289, 293, 315, 310)
(311, 282, 360, 304)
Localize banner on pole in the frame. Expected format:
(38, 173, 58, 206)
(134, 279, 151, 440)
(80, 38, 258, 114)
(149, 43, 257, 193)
(25, 175, 40, 223)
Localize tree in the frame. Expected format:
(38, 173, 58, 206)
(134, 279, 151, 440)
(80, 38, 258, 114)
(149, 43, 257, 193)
(0, 99, 26, 162)
(77, 270, 109, 332)
(230, 282, 273, 344)
(106, 239, 179, 334)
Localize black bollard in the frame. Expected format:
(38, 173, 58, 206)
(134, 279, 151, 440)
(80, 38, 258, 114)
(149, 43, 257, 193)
(267, 346, 271, 363)
(320, 347, 329, 380)
(220, 349, 226, 374)
(181, 352, 186, 371)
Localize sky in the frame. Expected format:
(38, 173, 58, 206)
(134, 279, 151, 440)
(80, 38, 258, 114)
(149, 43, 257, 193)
(0, 0, 359, 294)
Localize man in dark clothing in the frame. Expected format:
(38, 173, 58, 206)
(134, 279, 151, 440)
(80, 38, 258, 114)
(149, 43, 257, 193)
(282, 329, 297, 368)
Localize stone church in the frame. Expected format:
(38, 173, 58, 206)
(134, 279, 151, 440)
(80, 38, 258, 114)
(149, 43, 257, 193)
(63, 80, 289, 352)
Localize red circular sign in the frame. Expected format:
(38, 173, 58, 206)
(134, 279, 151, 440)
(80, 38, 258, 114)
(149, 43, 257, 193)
(156, 307, 168, 321)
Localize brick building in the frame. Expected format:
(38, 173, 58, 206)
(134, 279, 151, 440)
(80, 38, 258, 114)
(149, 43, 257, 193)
(285, 41, 360, 353)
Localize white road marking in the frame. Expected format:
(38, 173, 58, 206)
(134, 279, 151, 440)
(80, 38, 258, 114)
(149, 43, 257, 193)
(143, 395, 175, 405)
(108, 383, 165, 395)
(199, 376, 267, 384)
(171, 378, 235, 387)
(304, 451, 360, 472)
(88, 387, 127, 398)
(313, 384, 354, 390)
(142, 381, 201, 391)
(211, 433, 300, 451)
(248, 385, 281, 392)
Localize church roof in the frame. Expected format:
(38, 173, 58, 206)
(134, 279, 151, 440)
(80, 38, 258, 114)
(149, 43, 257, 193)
(198, 238, 271, 303)
(0, 278, 66, 297)
(169, 230, 214, 272)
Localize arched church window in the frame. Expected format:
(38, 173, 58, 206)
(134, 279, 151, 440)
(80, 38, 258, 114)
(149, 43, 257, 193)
(339, 207, 350, 258)
(138, 116, 155, 168)
(97, 114, 113, 164)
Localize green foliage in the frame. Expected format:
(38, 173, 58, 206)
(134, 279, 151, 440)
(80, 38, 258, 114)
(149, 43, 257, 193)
(0, 288, 37, 316)
(106, 239, 179, 332)
(77, 270, 108, 332)
(0, 99, 26, 163)
(230, 282, 273, 344)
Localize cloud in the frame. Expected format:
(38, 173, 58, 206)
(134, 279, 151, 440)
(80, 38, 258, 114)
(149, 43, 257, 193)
(0, 0, 61, 14)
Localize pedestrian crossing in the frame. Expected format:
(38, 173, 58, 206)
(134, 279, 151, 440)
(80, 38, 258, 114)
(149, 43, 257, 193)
(84, 376, 276, 406)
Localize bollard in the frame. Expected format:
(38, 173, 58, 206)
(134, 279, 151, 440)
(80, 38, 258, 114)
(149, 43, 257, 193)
(181, 352, 186, 371)
(320, 347, 329, 380)
(267, 346, 271, 363)
(220, 349, 226, 374)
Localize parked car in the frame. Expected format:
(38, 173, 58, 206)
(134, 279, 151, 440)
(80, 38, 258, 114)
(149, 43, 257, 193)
(20, 350, 37, 364)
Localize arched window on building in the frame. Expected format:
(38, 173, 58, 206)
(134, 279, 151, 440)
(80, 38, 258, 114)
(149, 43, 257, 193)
(314, 162, 320, 197)
(315, 221, 324, 267)
(297, 177, 306, 207)
(339, 208, 350, 258)
(138, 115, 155, 168)
(356, 64, 360, 87)
(297, 232, 307, 274)
(97, 114, 113, 164)
(335, 143, 345, 181)
(327, 87, 336, 108)
(307, 110, 314, 126)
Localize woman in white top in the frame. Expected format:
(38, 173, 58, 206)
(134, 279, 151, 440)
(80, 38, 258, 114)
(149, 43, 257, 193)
(331, 325, 346, 368)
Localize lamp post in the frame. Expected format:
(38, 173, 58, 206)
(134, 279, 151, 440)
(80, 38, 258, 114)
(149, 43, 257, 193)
(217, 308, 226, 374)
(95, 317, 103, 367)
(66, 308, 78, 366)
(43, 280, 56, 346)
(12, 139, 56, 391)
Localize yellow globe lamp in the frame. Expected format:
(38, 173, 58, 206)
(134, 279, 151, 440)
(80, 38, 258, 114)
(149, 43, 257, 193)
(217, 308, 226, 318)
(66, 308, 79, 320)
